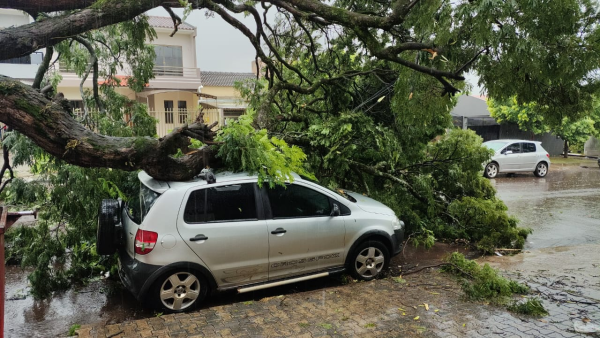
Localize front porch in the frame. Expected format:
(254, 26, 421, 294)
(139, 89, 247, 137)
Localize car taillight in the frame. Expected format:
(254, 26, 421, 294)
(546, 153, 550, 158)
(134, 229, 158, 255)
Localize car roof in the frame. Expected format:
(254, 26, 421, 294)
(483, 139, 542, 144)
(138, 170, 302, 193)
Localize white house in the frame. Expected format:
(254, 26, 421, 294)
(0, 12, 256, 136)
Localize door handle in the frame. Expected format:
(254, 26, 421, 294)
(190, 234, 208, 241)
(271, 228, 287, 235)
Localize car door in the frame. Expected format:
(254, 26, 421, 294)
(497, 142, 522, 171)
(177, 182, 269, 288)
(264, 183, 346, 280)
(520, 142, 538, 170)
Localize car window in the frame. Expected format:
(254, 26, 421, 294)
(127, 183, 161, 224)
(502, 143, 521, 154)
(184, 183, 257, 223)
(267, 184, 331, 218)
(522, 142, 536, 153)
(183, 189, 206, 223)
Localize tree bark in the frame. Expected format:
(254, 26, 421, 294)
(563, 139, 569, 158)
(0, 76, 219, 181)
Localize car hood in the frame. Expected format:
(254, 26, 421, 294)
(346, 192, 396, 216)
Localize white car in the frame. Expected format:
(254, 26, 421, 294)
(97, 171, 405, 313)
(482, 139, 551, 178)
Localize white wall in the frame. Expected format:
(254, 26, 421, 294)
(0, 9, 32, 28)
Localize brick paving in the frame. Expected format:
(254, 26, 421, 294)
(75, 261, 600, 338)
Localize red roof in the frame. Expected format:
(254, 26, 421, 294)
(98, 75, 148, 87)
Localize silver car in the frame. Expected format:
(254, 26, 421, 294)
(97, 171, 405, 313)
(483, 139, 551, 178)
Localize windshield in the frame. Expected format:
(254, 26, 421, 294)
(299, 174, 357, 202)
(483, 141, 509, 152)
(126, 182, 161, 224)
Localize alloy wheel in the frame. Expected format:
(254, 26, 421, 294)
(354, 247, 385, 278)
(536, 163, 547, 177)
(159, 272, 201, 311)
(486, 163, 498, 178)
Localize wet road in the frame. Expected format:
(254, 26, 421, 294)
(491, 164, 600, 249)
(4, 163, 600, 337)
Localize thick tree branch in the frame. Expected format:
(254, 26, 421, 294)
(0, 0, 93, 13)
(0, 76, 218, 181)
(0, 0, 162, 61)
(32, 46, 53, 90)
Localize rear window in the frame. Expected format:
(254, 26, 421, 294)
(522, 143, 536, 153)
(126, 183, 161, 224)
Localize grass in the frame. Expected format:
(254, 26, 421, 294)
(68, 324, 81, 336)
(549, 156, 598, 166)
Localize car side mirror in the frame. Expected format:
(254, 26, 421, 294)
(504, 150, 513, 155)
(330, 203, 340, 217)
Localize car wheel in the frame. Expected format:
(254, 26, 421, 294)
(348, 241, 389, 281)
(484, 162, 499, 178)
(149, 270, 208, 313)
(97, 199, 120, 255)
(534, 162, 548, 177)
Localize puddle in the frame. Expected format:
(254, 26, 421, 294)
(4, 265, 154, 338)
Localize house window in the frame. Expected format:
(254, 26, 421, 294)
(224, 109, 245, 122)
(178, 101, 187, 124)
(153, 45, 183, 76)
(164, 100, 174, 124)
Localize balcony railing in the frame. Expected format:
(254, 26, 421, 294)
(152, 66, 200, 78)
(148, 109, 223, 137)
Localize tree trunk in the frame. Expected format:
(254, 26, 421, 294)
(0, 76, 220, 181)
(563, 139, 569, 158)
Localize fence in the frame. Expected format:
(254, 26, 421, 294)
(148, 108, 222, 137)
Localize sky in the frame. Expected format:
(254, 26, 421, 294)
(147, 8, 485, 95)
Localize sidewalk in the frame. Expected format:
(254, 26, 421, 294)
(76, 245, 600, 338)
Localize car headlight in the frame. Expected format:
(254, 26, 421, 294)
(392, 217, 404, 231)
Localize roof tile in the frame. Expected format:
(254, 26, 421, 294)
(201, 71, 256, 87)
(147, 16, 195, 31)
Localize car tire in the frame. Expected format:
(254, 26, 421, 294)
(348, 240, 390, 281)
(484, 162, 499, 178)
(534, 162, 548, 177)
(96, 199, 120, 255)
(148, 270, 208, 313)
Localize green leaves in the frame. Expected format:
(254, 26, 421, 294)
(489, 96, 600, 153)
(216, 110, 315, 187)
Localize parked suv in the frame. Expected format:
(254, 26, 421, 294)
(482, 140, 551, 178)
(97, 171, 405, 313)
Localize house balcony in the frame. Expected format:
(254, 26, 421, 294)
(153, 66, 200, 78)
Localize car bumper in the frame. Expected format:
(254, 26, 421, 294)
(391, 228, 405, 256)
(118, 249, 161, 301)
